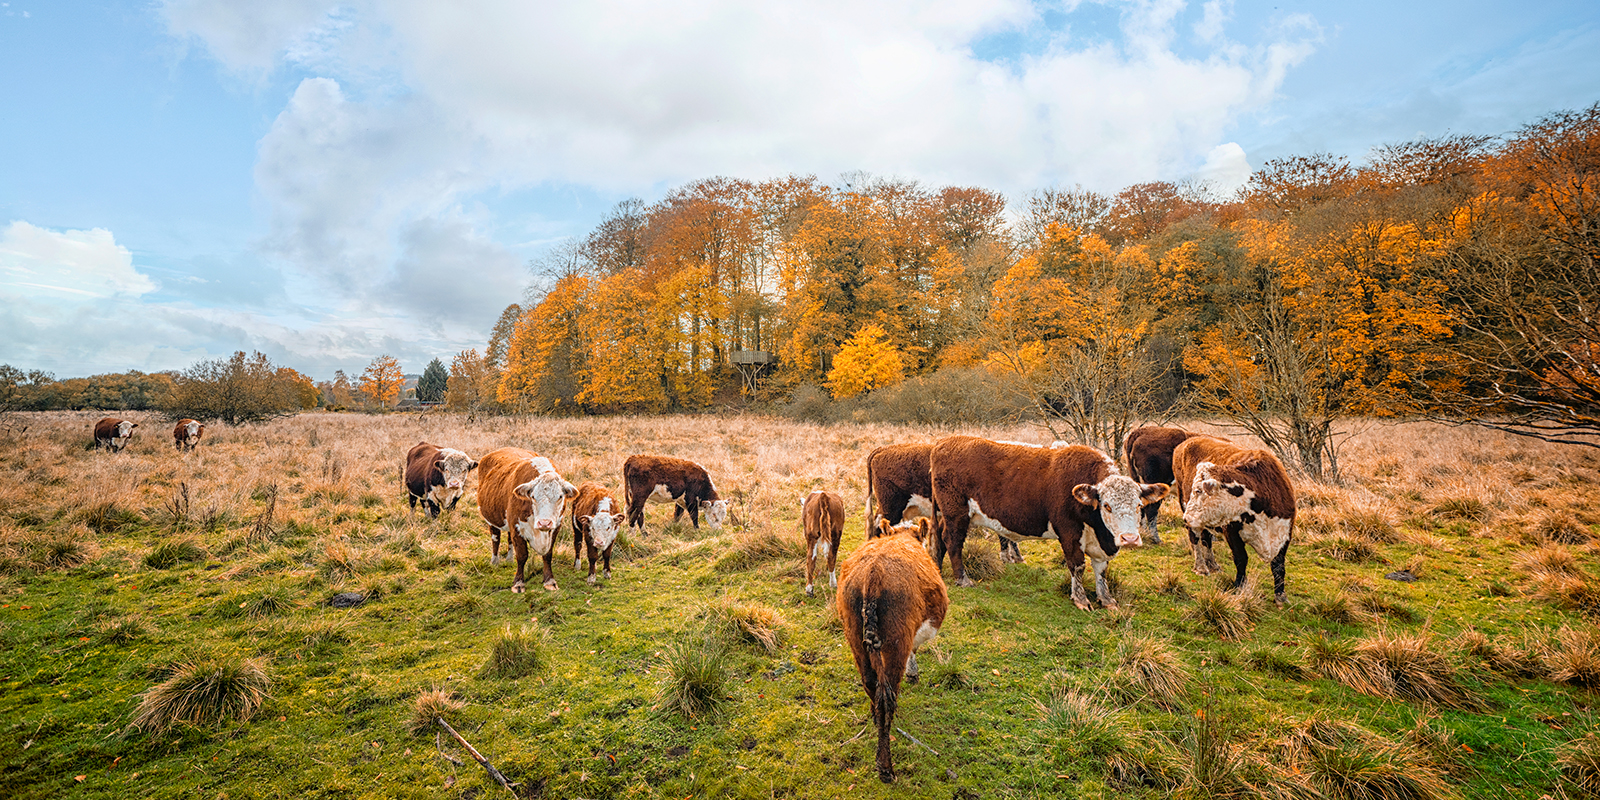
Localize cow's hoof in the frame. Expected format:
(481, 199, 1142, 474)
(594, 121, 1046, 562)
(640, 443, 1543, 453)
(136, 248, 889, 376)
(543, 581, 559, 592)
(878, 769, 895, 784)
(603, 570, 611, 580)
(511, 583, 525, 594)
(1275, 595, 1287, 608)
(1073, 600, 1091, 611)
(805, 585, 815, 597)
(586, 576, 597, 586)
(957, 577, 976, 588)
(574, 560, 581, 571)
(1148, 533, 1162, 545)
(1102, 601, 1121, 611)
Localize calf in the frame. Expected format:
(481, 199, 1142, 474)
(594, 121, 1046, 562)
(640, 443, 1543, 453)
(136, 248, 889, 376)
(477, 447, 578, 592)
(173, 419, 205, 451)
(93, 417, 137, 451)
(622, 454, 729, 532)
(929, 436, 1168, 609)
(404, 442, 478, 519)
(1124, 426, 1221, 544)
(1172, 437, 1296, 605)
(837, 518, 949, 783)
(802, 489, 845, 596)
(571, 482, 626, 584)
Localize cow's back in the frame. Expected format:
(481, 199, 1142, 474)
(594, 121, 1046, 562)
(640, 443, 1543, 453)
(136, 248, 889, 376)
(94, 417, 120, 441)
(1172, 436, 1246, 507)
(478, 447, 538, 529)
(572, 482, 614, 519)
(868, 444, 932, 494)
(1215, 449, 1297, 520)
(1125, 426, 1196, 485)
(804, 490, 845, 535)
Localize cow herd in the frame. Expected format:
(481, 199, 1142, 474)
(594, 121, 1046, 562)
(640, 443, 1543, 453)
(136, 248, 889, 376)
(89, 415, 1297, 783)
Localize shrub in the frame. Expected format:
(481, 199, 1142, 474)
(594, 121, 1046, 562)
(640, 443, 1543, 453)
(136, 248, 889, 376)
(655, 636, 728, 719)
(406, 687, 465, 735)
(1113, 634, 1191, 707)
(144, 538, 207, 569)
(478, 622, 550, 679)
(130, 653, 271, 733)
(780, 384, 833, 423)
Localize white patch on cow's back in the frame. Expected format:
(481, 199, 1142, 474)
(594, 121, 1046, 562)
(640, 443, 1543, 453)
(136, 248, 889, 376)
(647, 483, 674, 503)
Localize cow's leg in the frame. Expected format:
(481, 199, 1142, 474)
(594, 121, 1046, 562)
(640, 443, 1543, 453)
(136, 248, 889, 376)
(601, 544, 613, 581)
(426, 499, 440, 520)
(1188, 525, 1209, 575)
(408, 494, 417, 511)
(1141, 500, 1162, 545)
(489, 525, 503, 566)
(510, 536, 529, 593)
(1091, 555, 1117, 609)
(828, 528, 842, 588)
(574, 526, 585, 572)
(686, 499, 700, 529)
(541, 534, 559, 591)
(943, 510, 974, 587)
(584, 535, 600, 584)
(1224, 523, 1249, 591)
(1269, 540, 1289, 607)
(804, 532, 818, 597)
(1203, 528, 1222, 574)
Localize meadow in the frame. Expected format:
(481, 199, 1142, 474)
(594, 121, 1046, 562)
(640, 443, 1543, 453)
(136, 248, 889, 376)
(3, 410, 1600, 799)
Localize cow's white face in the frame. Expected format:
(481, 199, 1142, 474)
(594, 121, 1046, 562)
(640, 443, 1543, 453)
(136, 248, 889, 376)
(116, 421, 136, 438)
(585, 504, 626, 551)
(1184, 464, 1248, 532)
(183, 421, 202, 443)
(701, 498, 730, 529)
(1073, 474, 1169, 549)
(515, 460, 576, 531)
(436, 449, 478, 491)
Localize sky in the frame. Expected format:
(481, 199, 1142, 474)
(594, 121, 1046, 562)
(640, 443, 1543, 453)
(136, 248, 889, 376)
(1, 0, 1597, 380)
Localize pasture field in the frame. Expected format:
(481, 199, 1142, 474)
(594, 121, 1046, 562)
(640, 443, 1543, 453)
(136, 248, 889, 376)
(3, 410, 1600, 799)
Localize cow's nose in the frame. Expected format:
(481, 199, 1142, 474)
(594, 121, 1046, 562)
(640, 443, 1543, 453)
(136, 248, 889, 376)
(1118, 534, 1143, 548)
(536, 519, 556, 529)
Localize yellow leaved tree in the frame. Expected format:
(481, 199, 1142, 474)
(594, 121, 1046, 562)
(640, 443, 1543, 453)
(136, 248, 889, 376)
(827, 324, 904, 399)
(358, 354, 404, 409)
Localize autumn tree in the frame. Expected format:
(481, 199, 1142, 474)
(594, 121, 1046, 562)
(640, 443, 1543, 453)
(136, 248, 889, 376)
(417, 358, 448, 403)
(162, 351, 305, 424)
(358, 355, 404, 409)
(827, 324, 905, 399)
(447, 349, 496, 417)
(499, 275, 591, 412)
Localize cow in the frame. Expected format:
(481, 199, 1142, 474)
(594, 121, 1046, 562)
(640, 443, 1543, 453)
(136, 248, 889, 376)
(1171, 437, 1296, 606)
(476, 447, 578, 592)
(837, 518, 949, 783)
(404, 442, 478, 519)
(622, 454, 729, 532)
(865, 443, 977, 562)
(172, 419, 205, 451)
(571, 482, 626, 585)
(1124, 426, 1223, 545)
(93, 417, 137, 451)
(928, 436, 1168, 610)
(802, 489, 845, 596)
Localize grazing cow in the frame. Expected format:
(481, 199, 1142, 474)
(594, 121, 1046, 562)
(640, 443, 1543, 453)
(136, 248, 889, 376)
(802, 490, 846, 596)
(864, 443, 935, 537)
(1172, 437, 1296, 606)
(93, 417, 137, 451)
(622, 454, 729, 532)
(477, 447, 578, 592)
(837, 518, 949, 783)
(172, 419, 205, 451)
(404, 442, 478, 519)
(1124, 427, 1223, 545)
(571, 482, 626, 585)
(929, 436, 1168, 609)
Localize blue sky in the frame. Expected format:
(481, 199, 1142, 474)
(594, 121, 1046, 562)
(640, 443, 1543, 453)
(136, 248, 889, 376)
(2, 0, 1597, 380)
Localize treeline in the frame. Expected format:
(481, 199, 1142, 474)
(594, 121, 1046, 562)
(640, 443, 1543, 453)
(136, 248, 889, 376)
(0, 353, 320, 424)
(460, 103, 1600, 478)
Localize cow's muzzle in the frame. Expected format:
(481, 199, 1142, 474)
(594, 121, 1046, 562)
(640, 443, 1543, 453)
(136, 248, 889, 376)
(535, 519, 558, 530)
(1117, 534, 1143, 549)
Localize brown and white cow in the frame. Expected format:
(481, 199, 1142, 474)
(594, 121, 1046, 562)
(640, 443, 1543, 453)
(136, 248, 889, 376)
(1124, 426, 1223, 545)
(404, 442, 478, 519)
(1172, 437, 1296, 606)
(622, 454, 729, 532)
(864, 443, 935, 537)
(172, 419, 205, 451)
(477, 447, 578, 592)
(929, 436, 1168, 609)
(93, 417, 137, 451)
(571, 482, 626, 585)
(802, 489, 845, 596)
(837, 518, 949, 783)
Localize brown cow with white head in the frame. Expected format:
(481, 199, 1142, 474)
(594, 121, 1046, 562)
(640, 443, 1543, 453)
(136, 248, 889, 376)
(622, 454, 729, 532)
(404, 442, 477, 519)
(173, 419, 205, 451)
(93, 417, 137, 451)
(477, 447, 578, 592)
(570, 482, 626, 584)
(1172, 436, 1296, 606)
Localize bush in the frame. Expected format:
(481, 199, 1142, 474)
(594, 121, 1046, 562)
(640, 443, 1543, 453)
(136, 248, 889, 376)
(130, 653, 271, 733)
(780, 384, 833, 423)
(857, 367, 1028, 425)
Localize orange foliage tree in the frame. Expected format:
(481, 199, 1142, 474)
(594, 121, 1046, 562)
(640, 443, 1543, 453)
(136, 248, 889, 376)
(358, 355, 404, 409)
(827, 324, 905, 399)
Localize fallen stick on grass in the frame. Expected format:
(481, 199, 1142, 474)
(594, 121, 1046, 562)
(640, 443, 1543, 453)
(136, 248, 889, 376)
(842, 727, 868, 744)
(895, 726, 939, 756)
(436, 716, 517, 796)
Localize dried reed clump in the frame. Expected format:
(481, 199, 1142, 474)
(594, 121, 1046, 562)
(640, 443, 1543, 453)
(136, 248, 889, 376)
(1307, 631, 1478, 709)
(74, 500, 143, 534)
(1163, 705, 1265, 799)
(1538, 626, 1600, 688)
(1311, 534, 1382, 563)
(1532, 511, 1592, 545)
(477, 622, 550, 680)
(1112, 634, 1191, 707)
(655, 636, 729, 719)
(406, 687, 465, 735)
(1532, 574, 1600, 616)
(961, 538, 1005, 582)
(1338, 509, 1399, 543)
(144, 537, 207, 569)
(1273, 715, 1456, 800)
(1513, 544, 1583, 579)
(1457, 628, 1544, 678)
(1429, 497, 1490, 524)
(1036, 690, 1131, 764)
(1184, 587, 1254, 640)
(704, 597, 787, 653)
(1557, 733, 1600, 798)
(712, 527, 803, 573)
(129, 653, 271, 734)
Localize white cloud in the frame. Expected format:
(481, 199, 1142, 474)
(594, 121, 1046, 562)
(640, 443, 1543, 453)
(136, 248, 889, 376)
(1195, 142, 1251, 196)
(0, 221, 156, 299)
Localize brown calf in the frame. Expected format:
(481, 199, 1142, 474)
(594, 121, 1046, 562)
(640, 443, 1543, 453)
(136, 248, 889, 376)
(802, 490, 845, 596)
(1123, 426, 1222, 544)
(477, 447, 578, 592)
(622, 454, 729, 532)
(570, 482, 626, 584)
(1172, 437, 1296, 605)
(173, 419, 205, 451)
(837, 518, 949, 783)
(93, 417, 137, 451)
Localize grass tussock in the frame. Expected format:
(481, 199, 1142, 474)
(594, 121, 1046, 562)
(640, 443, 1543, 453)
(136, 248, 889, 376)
(1275, 715, 1457, 800)
(75, 500, 143, 534)
(1183, 587, 1254, 640)
(1513, 544, 1583, 579)
(1430, 497, 1490, 524)
(1458, 628, 1544, 678)
(406, 687, 465, 735)
(1538, 625, 1600, 688)
(1308, 631, 1478, 709)
(1533, 511, 1592, 545)
(1165, 707, 1264, 799)
(1155, 569, 1191, 600)
(1244, 647, 1305, 680)
(129, 653, 271, 734)
(239, 587, 293, 619)
(962, 537, 1005, 581)
(144, 537, 206, 569)
(1532, 573, 1600, 616)
(712, 527, 803, 573)
(655, 636, 729, 719)
(1557, 733, 1600, 798)
(1338, 509, 1399, 543)
(704, 597, 787, 653)
(1312, 534, 1382, 563)
(1, 524, 98, 572)
(1036, 690, 1130, 764)
(477, 622, 550, 680)
(1113, 634, 1191, 708)
(97, 616, 154, 645)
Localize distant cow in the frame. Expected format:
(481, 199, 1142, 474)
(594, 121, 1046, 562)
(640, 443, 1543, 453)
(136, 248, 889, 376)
(802, 490, 846, 596)
(172, 419, 205, 451)
(929, 436, 1168, 609)
(837, 518, 949, 783)
(93, 417, 137, 451)
(477, 447, 578, 592)
(1172, 437, 1296, 606)
(571, 482, 626, 585)
(622, 454, 729, 532)
(404, 442, 478, 519)
(1124, 427, 1222, 544)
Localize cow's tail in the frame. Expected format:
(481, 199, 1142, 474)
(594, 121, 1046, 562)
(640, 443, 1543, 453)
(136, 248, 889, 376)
(864, 458, 877, 538)
(860, 596, 883, 652)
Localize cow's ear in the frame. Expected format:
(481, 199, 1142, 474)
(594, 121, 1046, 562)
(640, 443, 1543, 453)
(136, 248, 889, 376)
(916, 518, 932, 541)
(1200, 478, 1221, 493)
(467, 460, 478, 471)
(562, 481, 578, 498)
(1140, 483, 1171, 505)
(876, 518, 893, 538)
(612, 513, 626, 526)
(131, 422, 139, 428)
(513, 483, 534, 499)
(1072, 483, 1100, 508)
(577, 514, 592, 527)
